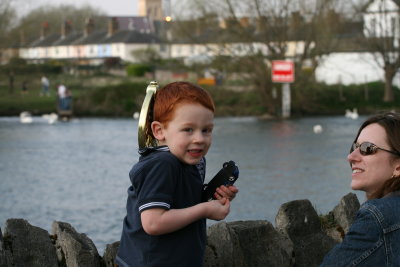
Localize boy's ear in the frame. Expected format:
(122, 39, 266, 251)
(151, 121, 165, 141)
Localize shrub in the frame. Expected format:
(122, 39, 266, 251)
(126, 64, 152, 77)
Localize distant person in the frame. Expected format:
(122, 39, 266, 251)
(63, 87, 72, 110)
(41, 76, 50, 96)
(320, 112, 400, 266)
(57, 84, 66, 99)
(115, 81, 239, 267)
(57, 84, 67, 110)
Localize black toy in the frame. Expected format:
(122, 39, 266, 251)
(202, 161, 239, 202)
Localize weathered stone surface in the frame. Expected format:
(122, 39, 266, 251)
(275, 199, 321, 237)
(205, 220, 294, 267)
(325, 226, 344, 243)
(4, 218, 58, 267)
(332, 193, 360, 233)
(103, 241, 119, 267)
(52, 221, 102, 267)
(0, 227, 11, 267)
(0, 194, 360, 267)
(275, 200, 337, 267)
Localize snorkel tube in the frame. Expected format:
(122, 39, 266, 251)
(138, 81, 159, 149)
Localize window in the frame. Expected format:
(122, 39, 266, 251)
(370, 17, 376, 36)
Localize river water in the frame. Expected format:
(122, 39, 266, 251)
(0, 115, 366, 254)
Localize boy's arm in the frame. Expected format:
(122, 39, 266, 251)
(141, 198, 230, 236)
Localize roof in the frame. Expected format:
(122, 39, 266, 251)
(25, 15, 159, 48)
(53, 32, 82, 46)
(30, 33, 60, 47)
(104, 30, 160, 44)
(72, 30, 108, 45)
(113, 16, 154, 33)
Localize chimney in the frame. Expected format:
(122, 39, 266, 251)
(219, 18, 227, 29)
(61, 20, 72, 38)
(40, 21, 49, 40)
(128, 18, 135, 31)
(239, 17, 249, 28)
(84, 18, 95, 37)
(107, 17, 119, 37)
(256, 16, 268, 34)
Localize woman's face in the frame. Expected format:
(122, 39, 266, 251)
(347, 123, 400, 197)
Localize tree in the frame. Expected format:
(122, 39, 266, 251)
(0, 0, 17, 48)
(169, 0, 348, 116)
(6, 4, 107, 48)
(131, 47, 163, 78)
(358, 0, 400, 102)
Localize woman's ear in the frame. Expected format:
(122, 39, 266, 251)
(394, 159, 400, 177)
(151, 121, 165, 141)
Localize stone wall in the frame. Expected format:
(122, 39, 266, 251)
(0, 193, 360, 267)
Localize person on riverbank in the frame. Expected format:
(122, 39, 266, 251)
(115, 81, 238, 267)
(57, 83, 66, 99)
(57, 83, 71, 110)
(320, 112, 400, 266)
(41, 75, 50, 96)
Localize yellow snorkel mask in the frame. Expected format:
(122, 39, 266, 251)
(138, 81, 159, 149)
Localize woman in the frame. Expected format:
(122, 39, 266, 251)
(321, 112, 400, 266)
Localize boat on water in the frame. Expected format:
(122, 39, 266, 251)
(57, 96, 73, 121)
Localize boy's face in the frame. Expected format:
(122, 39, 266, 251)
(154, 103, 214, 165)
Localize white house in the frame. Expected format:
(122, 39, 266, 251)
(316, 0, 400, 86)
(363, 0, 400, 40)
(18, 17, 164, 64)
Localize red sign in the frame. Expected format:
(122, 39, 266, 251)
(272, 60, 294, 83)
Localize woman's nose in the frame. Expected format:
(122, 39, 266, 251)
(347, 149, 360, 163)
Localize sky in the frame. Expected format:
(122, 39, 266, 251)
(17, 0, 139, 17)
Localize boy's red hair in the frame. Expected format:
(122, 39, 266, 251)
(153, 81, 215, 127)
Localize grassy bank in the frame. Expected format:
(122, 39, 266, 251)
(291, 81, 400, 116)
(0, 73, 399, 117)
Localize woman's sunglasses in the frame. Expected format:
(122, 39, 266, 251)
(350, 142, 400, 156)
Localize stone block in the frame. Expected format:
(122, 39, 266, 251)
(52, 221, 101, 267)
(103, 241, 119, 267)
(332, 193, 360, 233)
(4, 218, 58, 267)
(0, 227, 11, 267)
(275, 199, 321, 237)
(275, 200, 336, 267)
(205, 220, 294, 267)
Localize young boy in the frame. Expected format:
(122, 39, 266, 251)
(116, 81, 238, 267)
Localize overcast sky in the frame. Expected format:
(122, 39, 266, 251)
(16, 0, 139, 17)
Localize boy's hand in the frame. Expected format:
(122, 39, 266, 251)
(206, 198, 230, 221)
(214, 185, 238, 201)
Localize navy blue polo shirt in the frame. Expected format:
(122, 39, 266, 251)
(116, 148, 207, 267)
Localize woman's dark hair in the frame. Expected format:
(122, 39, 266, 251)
(353, 112, 400, 199)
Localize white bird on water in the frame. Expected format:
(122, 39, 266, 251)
(42, 113, 58, 124)
(345, 108, 359, 120)
(20, 111, 33, 124)
(313, 124, 323, 134)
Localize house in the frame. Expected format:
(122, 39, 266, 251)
(9, 0, 400, 86)
(18, 16, 165, 66)
(316, 0, 400, 86)
(363, 0, 400, 41)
